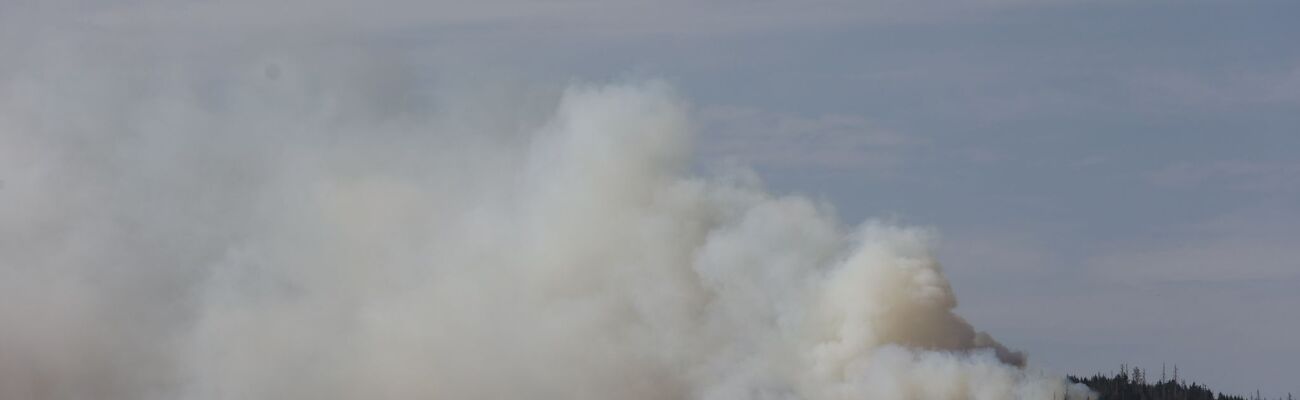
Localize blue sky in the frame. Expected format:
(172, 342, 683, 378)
(5, 0, 1298, 396)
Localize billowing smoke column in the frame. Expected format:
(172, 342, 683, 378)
(0, 53, 1094, 399)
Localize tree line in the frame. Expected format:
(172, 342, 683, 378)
(1068, 364, 1290, 400)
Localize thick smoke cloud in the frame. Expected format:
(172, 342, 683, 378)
(0, 48, 1093, 400)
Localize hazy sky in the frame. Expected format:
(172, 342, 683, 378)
(4, 0, 1298, 396)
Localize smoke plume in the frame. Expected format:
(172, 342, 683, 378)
(0, 48, 1093, 399)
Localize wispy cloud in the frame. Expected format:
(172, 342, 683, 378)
(9, 0, 1097, 41)
(696, 105, 923, 172)
(1128, 66, 1300, 109)
(1089, 205, 1300, 284)
(1146, 160, 1300, 194)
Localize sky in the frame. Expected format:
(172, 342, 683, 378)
(3, 0, 1298, 397)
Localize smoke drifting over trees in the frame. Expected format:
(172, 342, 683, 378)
(1069, 366, 1285, 400)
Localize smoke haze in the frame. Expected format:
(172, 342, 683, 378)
(0, 41, 1094, 399)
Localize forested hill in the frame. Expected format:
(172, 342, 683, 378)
(1069, 366, 1290, 400)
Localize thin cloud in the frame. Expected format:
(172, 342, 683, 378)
(1145, 160, 1300, 194)
(697, 105, 923, 172)
(1128, 66, 1300, 110)
(1089, 205, 1300, 284)
(29, 0, 1097, 39)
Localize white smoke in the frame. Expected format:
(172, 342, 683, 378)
(0, 48, 1094, 400)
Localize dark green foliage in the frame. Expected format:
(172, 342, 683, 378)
(1068, 367, 1251, 400)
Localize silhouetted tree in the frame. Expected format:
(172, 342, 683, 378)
(1069, 365, 1251, 400)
